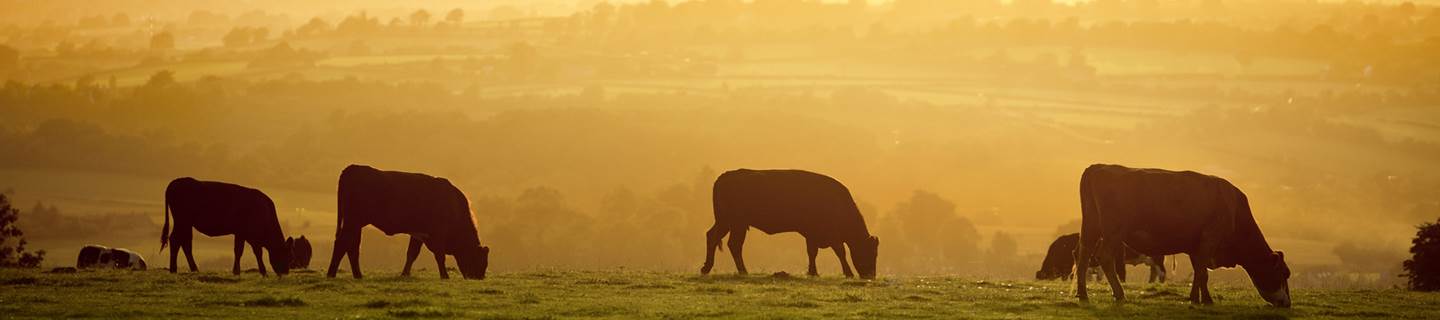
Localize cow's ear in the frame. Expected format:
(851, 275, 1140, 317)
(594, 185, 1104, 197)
(869, 236, 880, 246)
(480, 246, 490, 254)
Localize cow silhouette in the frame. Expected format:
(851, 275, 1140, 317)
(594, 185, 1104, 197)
(701, 169, 879, 279)
(1075, 164, 1289, 307)
(162, 177, 292, 276)
(326, 165, 490, 280)
(287, 236, 312, 270)
(77, 245, 146, 270)
(1035, 233, 1166, 283)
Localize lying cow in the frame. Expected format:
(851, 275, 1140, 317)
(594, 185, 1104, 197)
(1075, 164, 1290, 307)
(701, 169, 879, 279)
(1035, 233, 1166, 283)
(287, 236, 312, 270)
(163, 177, 292, 276)
(77, 245, 147, 270)
(326, 165, 490, 280)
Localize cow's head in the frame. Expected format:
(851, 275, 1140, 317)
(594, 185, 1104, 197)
(1244, 251, 1291, 308)
(455, 245, 490, 280)
(850, 236, 879, 279)
(269, 240, 293, 276)
(287, 236, 312, 269)
(1035, 268, 1062, 281)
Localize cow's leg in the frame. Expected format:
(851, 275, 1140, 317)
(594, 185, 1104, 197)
(700, 223, 726, 275)
(1098, 241, 1126, 302)
(251, 242, 268, 276)
(1075, 234, 1097, 301)
(833, 244, 854, 278)
(433, 247, 450, 280)
(1150, 255, 1166, 283)
(401, 237, 423, 277)
(325, 227, 349, 278)
(232, 237, 245, 275)
(181, 229, 199, 272)
(805, 240, 819, 277)
(1116, 258, 1128, 283)
(346, 229, 364, 279)
(1189, 253, 1212, 305)
(169, 232, 181, 273)
(727, 227, 748, 275)
(1158, 257, 1168, 283)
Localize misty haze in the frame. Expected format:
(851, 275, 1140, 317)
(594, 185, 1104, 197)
(1, 0, 1439, 318)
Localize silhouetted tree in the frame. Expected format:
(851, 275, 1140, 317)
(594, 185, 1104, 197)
(445, 8, 465, 26)
(411, 9, 432, 27)
(144, 70, 177, 88)
(111, 13, 131, 27)
(1404, 217, 1440, 291)
(0, 193, 46, 268)
(223, 27, 252, 47)
(296, 18, 331, 37)
(0, 45, 18, 71)
(150, 32, 175, 50)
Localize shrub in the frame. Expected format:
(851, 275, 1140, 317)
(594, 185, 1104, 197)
(0, 192, 46, 268)
(1403, 217, 1440, 291)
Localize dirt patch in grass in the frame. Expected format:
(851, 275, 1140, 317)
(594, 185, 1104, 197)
(388, 307, 461, 318)
(363, 299, 430, 309)
(197, 275, 241, 284)
(475, 288, 505, 295)
(244, 297, 307, 307)
(3, 277, 39, 285)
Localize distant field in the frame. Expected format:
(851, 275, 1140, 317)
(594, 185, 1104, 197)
(2, 269, 1434, 319)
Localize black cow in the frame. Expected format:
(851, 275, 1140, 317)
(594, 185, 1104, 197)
(326, 165, 490, 280)
(287, 236, 312, 270)
(701, 169, 880, 279)
(162, 177, 292, 276)
(77, 245, 148, 270)
(1035, 233, 1167, 283)
(1075, 164, 1290, 307)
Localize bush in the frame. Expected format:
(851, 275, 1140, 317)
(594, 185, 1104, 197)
(1403, 217, 1440, 291)
(0, 192, 46, 268)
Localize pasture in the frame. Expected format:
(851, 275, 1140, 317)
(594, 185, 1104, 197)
(1, 268, 1434, 319)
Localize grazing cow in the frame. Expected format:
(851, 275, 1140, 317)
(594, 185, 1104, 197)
(162, 177, 292, 276)
(1035, 233, 1167, 283)
(287, 236, 313, 270)
(76, 245, 147, 270)
(109, 248, 147, 270)
(77, 245, 113, 269)
(701, 169, 880, 279)
(1075, 164, 1290, 307)
(326, 165, 490, 280)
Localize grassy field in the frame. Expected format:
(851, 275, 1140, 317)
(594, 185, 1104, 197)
(2, 268, 1435, 319)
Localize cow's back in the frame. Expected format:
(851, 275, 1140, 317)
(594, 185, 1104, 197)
(1081, 164, 1235, 255)
(339, 165, 471, 237)
(713, 169, 864, 237)
(167, 178, 273, 236)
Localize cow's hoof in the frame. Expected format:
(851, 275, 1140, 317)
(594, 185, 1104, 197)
(699, 266, 712, 275)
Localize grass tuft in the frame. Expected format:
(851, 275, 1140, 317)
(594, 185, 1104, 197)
(240, 296, 306, 307)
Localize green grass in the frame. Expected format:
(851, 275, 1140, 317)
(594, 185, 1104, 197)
(2, 269, 1436, 319)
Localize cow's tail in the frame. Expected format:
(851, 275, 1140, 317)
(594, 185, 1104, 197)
(160, 195, 171, 253)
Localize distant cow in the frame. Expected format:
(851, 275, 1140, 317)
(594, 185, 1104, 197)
(162, 177, 292, 276)
(1075, 164, 1290, 307)
(701, 169, 880, 279)
(1035, 233, 1167, 283)
(77, 245, 113, 269)
(326, 165, 490, 280)
(76, 245, 147, 270)
(287, 236, 312, 270)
